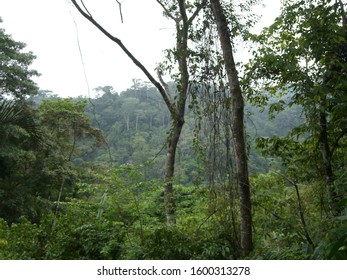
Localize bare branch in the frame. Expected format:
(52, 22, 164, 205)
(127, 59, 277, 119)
(115, 0, 124, 23)
(70, 0, 177, 116)
(157, 70, 175, 109)
(156, 0, 207, 25)
(81, 0, 92, 17)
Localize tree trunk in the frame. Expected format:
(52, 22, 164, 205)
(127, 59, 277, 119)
(136, 115, 139, 131)
(225, 120, 241, 257)
(210, 0, 253, 257)
(319, 101, 340, 216)
(164, 117, 184, 226)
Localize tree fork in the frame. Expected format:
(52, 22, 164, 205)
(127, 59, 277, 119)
(71, 0, 206, 226)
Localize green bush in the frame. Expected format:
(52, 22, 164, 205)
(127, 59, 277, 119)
(46, 220, 124, 259)
(0, 217, 47, 259)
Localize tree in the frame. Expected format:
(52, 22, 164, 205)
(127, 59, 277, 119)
(121, 97, 139, 131)
(38, 98, 104, 227)
(0, 101, 44, 223)
(70, 0, 207, 226)
(0, 22, 43, 223)
(0, 20, 41, 182)
(210, 0, 253, 257)
(245, 0, 347, 216)
(39, 98, 104, 161)
(0, 18, 39, 100)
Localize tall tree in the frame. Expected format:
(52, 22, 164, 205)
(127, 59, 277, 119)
(209, 0, 253, 257)
(39, 98, 103, 162)
(0, 18, 39, 100)
(245, 0, 347, 216)
(38, 98, 104, 227)
(0, 21, 42, 223)
(0, 18, 41, 172)
(70, 0, 207, 225)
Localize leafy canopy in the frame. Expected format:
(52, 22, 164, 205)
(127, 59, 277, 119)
(0, 19, 39, 100)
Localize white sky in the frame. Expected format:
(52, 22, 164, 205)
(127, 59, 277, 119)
(0, 0, 281, 97)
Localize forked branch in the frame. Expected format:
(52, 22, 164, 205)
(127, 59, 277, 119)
(156, 0, 181, 23)
(70, 0, 176, 115)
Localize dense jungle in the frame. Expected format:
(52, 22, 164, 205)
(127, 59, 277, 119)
(0, 0, 346, 260)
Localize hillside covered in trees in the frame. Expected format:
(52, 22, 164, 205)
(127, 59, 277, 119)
(0, 0, 346, 260)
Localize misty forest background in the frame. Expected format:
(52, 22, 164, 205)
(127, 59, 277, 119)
(1, 0, 347, 260)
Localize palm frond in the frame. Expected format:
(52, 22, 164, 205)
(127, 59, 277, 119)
(0, 99, 43, 147)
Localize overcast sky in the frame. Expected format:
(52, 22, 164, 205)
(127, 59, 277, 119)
(0, 0, 281, 97)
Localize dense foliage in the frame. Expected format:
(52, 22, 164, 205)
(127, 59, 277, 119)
(0, 0, 346, 260)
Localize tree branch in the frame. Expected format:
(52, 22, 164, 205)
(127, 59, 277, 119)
(156, 0, 180, 23)
(330, 129, 347, 157)
(188, 0, 208, 25)
(157, 70, 175, 109)
(178, 0, 188, 25)
(70, 0, 177, 116)
(81, 0, 92, 17)
(115, 0, 124, 23)
(272, 171, 315, 247)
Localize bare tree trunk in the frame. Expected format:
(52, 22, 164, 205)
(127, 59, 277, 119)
(225, 121, 241, 257)
(164, 117, 184, 225)
(210, 0, 253, 257)
(51, 178, 65, 229)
